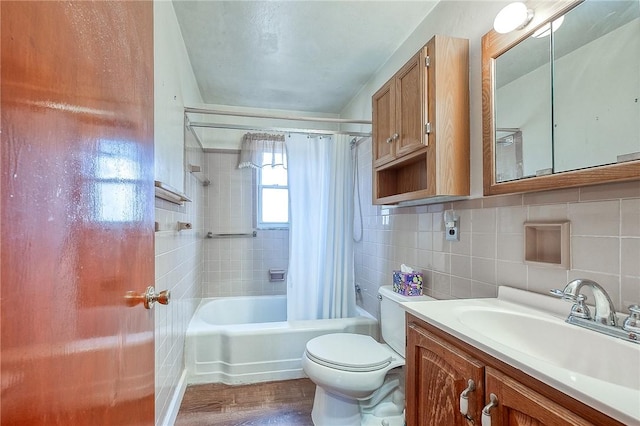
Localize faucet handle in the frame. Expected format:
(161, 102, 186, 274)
(550, 289, 591, 319)
(550, 288, 578, 302)
(569, 294, 591, 320)
(622, 305, 640, 333)
(550, 288, 565, 298)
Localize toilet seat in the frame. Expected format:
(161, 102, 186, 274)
(305, 333, 395, 372)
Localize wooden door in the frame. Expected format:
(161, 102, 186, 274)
(1, 1, 155, 424)
(395, 50, 425, 158)
(484, 368, 594, 426)
(405, 319, 485, 426)
(372, 80, 395, 167)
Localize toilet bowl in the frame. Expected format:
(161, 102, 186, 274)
(302, 286, 433, 426)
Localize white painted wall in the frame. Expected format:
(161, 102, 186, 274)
(153, 2, 204, 425)
(340, 0, 509, 198)
(155, 0, 203, 191)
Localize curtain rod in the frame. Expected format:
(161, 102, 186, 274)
(185, 117, 205, 149)
(188, 121, 371, 138)
(184, 106, 372, 125)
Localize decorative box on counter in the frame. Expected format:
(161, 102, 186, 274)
(392, 271, 423, 296)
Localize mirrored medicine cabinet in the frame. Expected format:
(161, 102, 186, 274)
(482, 0, 640, 195)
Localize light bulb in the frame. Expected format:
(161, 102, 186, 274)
(494, 2, 535, 34)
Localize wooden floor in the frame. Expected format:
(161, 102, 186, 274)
(175, 378, 316, 426)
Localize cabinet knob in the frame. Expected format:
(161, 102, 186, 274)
(481, 393, 499, 426)
(459, 379, 475, 418)
(386, 137, 393, 144)
(392, 133, 399, 140)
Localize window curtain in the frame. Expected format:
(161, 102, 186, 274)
(286, 133, 356, 320)
(237, 133, 287, 169)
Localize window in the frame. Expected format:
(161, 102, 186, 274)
(257, 153, 288, 228)
(90, 139, 144, 224)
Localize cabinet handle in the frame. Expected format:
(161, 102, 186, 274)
(481, 393, 498, 426)
(459, 379, 475, 417)
(392, 133, 399, 140)
(386, 137, 393, 144)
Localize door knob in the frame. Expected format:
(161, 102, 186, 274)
(125, 286, 171, 309)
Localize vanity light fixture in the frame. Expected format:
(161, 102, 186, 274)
(531, 15, 565, 38)
(493, 2, 534, 34)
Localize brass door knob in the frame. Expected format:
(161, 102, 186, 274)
(125, 286, 171, 309)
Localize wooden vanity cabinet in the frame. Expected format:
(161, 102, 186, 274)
(406, 314, 624, 426)
(372, 35, 469, 205)
(484, 368, 593, 426)
(405, 322, 484, 425)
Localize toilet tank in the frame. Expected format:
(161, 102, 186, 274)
(378, 285, 433, 357)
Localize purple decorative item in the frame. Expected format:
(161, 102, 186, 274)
(392, 271, 423, 296)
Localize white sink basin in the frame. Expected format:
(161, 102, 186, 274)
(454, 305, 640, 390)
(401, 286, 640, 425)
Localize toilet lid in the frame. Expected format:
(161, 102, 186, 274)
(305, 334, 393, 372)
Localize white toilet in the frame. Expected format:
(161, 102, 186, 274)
(302, 285, 433, 426)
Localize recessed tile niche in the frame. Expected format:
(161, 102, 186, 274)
(524, 221, 570, 269)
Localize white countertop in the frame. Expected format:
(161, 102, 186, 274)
(401, 286, 640, 425)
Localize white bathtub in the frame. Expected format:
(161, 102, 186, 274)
(185, 295, 378, 385)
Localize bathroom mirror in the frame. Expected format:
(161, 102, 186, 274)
(482, 0, 640, 195)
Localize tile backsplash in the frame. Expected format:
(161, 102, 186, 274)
(353, 139, 640, 317)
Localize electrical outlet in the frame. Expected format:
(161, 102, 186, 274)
(444, 210, 460, 241)
(446, 225, 459, 241)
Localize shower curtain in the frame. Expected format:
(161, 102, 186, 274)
(286, 133, 356, 320)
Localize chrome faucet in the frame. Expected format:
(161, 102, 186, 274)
(551, 279, 639, 345)
(551, 278, 618, 326)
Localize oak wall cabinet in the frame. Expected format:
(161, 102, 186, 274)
(405, 314, 623, 426)
(372, 35, 469, 205)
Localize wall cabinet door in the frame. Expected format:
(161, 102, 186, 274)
(394, 50, 426, 158)
(372, 79, 396, 166)
(483, 367, 594, 426)
(406, 322, 485, 426)
(372, 50, 425, 168)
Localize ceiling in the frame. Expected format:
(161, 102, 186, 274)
(172, 1, 439, 114)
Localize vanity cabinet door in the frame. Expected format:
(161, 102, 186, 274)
(406, 321, 485, 426)
(484, 367, 594, 426)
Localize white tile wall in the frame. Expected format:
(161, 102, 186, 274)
(202, 151, 289, 297)
(154, 146, 204, 425)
